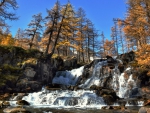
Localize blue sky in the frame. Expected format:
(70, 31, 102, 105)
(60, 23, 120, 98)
(7, 0, 126, 39)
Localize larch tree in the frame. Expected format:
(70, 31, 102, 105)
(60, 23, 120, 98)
(56, 2, 79, 57)
(76, 8, 86, 62)
(14, 28, 25, 46)
(44, 0, 71, 57)
(111, 19, 119, 55)
(103, 39, 115, 56)
(89, 27, 99, 60)
(118, 22, 125, 54)
(0, 0, 18, 31)
(99, 32, 106, 57)
(84, 19, 94, 62)
(1, 33, 14, 46)
(44, 0, 61, 55)
(120, 0, 150, 49)
(26, 13, 43, 49)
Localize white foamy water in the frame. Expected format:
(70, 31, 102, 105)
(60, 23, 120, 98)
(117, 68, 137, 98)
(79, 61, 108, 88)
(52, 66, 84, 86)
(21, 88, 105, 109)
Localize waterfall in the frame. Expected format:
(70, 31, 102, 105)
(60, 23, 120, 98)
(10, 58, 142, 108)
(52, 59, 139, 99)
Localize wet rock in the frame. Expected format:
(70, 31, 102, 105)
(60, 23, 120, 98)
(143, 99, 150, 106)
(3, 106, 31, 113)
(106, 55, 117, 64)
(129, 87, 140, 98)
(0, 93, 11, 100)
(45, 85, 61, 91)
(90, 85, 119, 105)
(102, 95, 115, 105)
(12, 93, 27, 101)
(112, 106, 121, 110)
(118, 64, 125, 73)
(16, 100, 30, 106)
(2, 101, 10, 107)
(101, 105, 126, 110)
(90, 85, 103, 90)
(101, 105, 114, 109)
(138, 107, 150, 113)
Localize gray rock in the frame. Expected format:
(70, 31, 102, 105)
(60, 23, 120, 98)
(138, 107, 150, 113)
(24, 67, 36, 78)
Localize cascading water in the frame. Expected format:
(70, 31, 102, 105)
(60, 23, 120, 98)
(21, 88, 105, 108)
(117, 68, 137, 98)
(79, 61, 108, 88)
(52, 66, 84, 86)
(11, 58, 143, 108)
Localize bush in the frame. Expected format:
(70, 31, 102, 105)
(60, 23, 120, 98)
(0, 64, 21, 74)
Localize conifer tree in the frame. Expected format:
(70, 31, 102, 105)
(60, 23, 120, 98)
(44, 0, 61, 55)
(26, 13, 43, 49)
(0, 0, 18, 31)
(76, 8, 86, 62)
(56, 1, 79, 56)
(120, 0, 150, 49)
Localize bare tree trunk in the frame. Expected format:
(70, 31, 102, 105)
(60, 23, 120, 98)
(45, 22, 55, 55)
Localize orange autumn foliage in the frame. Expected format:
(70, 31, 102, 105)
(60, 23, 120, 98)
(136, 44, 150, 68)
(0, 34, 14, 46)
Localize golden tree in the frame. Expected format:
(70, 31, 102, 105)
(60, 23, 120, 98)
(57, 2, 79, 56)
(103, 39, 115, 56)
(120, 0, 150, 49)
(1, 34, 14, 46)
(135, 44, 150, 76)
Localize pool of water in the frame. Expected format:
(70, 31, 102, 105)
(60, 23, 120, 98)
(1, 106, 140, 113)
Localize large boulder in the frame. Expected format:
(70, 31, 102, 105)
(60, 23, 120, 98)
(117, 51, 135, 65)
(16, 100, 30, 106)
(16, 79, 42, 92)
(138, 107, 150, 113)
(0, 101, 10, 108)
(90, 85, 119, 105)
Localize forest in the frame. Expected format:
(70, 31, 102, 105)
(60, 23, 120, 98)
(0, 0, 150, 68)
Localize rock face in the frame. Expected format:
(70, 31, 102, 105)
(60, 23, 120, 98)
(35, 56, 64, 85)
(117, 51, 135, 65)
(0, 46, 78, 93)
